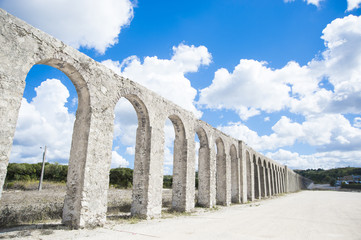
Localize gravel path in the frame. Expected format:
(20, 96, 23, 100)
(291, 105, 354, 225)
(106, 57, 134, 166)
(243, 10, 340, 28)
(1, 190, 361, 240)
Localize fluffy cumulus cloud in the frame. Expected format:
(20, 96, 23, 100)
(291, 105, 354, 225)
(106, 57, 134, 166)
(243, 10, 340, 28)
(199, 60, 307, 120)
(347, 0, 361, 11)
(111, 151, 129, 168)
(219, 114, 361, 154)
(266, 149, 361, 170)
(113, 98, 138, 147)
(103, 43, 212, 117)
(10, 79, 75, 164)
(200, 15, 361, 120)
(0, 0, 134, 54)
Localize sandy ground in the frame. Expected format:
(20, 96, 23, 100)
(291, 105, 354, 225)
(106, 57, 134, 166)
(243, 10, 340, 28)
(1, 190, 361, 240)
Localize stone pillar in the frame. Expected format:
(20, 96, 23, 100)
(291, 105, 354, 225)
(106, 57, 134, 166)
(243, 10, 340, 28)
(209, 139, 217, 207)
(278, 169, 283, 193)
(225, 151, 232, 206)
(169, 116, 195, 212)
(197, 146, 212, 207)
(271, 168, 276, 196)
(215, 139, 230, 206)
(184, 132, 196, 212)
(231, 146, 241, 203)
(136, 122, 164, 219)
(246, 152, 254, 201)
(278, 170, 283, 193)
(254, 160, 260, 200)
(284, 167, 289, 193)
(277, 169, 280, 194)
(281, 171, 284, 193)
(276, 169, 280, 194)
(0, 67, 26, 200)
(63, 105, 115, 228)
(266, 166, 272, 197)
(239, 141, 247, 204)
(260, 164, 266, 198)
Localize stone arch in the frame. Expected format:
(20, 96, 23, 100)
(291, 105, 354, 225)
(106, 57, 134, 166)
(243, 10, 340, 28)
(246, 150, 253, 201)
(37, 59, 92, 227)
(195, 126, 211, 207)
(1, 57, 93, 227)
(230, 144, 239, 203)
(167, 114, 188, 211)
(215, 137, 227, 205)
(114, 94, 152, 217)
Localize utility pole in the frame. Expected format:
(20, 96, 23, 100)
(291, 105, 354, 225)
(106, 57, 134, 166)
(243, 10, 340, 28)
(38, 145, 47, 191)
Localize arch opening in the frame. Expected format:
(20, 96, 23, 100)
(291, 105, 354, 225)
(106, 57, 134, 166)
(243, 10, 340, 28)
(108, 94, 151, 219)
(4, 61, 90, 226)
(162, 114, 187, 211)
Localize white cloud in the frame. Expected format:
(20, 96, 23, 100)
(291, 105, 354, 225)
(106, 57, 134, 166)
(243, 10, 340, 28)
(266, 149, 361, 170)
(10, 79, 75, 164)
(218, 113, 361, 153)
(195, 141, 200, 172)
(347, 0, 361, 11)
(218, 121, 298, 151)
(264, 117, 270, 122)
(353, 117, 361, 128)
(199, 15, 361, 120)
(102, 43, 212, 118)
(198, 60, 295, 120)
(113, 98, 138, 147)
(0, 0, 134, 54)
(125, 146, 135, 155)
(266, 149, 312, 170)
(111, 151, 129, 168)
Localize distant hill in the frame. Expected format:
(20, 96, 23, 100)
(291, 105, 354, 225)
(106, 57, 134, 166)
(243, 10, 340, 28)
(294, 167, 361, 185)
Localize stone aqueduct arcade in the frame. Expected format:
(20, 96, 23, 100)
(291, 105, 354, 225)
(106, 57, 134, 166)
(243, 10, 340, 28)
(0, 9, 309, 228)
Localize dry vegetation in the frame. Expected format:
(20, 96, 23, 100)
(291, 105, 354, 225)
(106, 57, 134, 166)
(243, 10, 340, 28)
(0, 182, 174, 228)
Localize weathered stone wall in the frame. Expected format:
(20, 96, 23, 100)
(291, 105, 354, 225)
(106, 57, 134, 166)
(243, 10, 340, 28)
(0, 8, 309, 229)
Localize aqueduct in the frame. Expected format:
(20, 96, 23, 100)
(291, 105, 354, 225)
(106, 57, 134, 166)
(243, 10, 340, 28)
(0, 9, 310, 228)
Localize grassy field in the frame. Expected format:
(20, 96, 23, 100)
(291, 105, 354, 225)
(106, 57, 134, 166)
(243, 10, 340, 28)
(0, 181, 174, 228)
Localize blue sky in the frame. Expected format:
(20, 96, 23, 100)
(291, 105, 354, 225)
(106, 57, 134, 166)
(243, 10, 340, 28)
(1, 0, 361, 172)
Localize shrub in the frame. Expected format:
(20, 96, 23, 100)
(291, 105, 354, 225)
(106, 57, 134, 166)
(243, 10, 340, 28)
(109, 168, 133, 189)
(163, 175, 172, 189)
(341, 183, 361, 189)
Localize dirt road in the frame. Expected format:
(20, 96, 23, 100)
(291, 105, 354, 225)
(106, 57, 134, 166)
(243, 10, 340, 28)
(1, 191, 361, 240)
